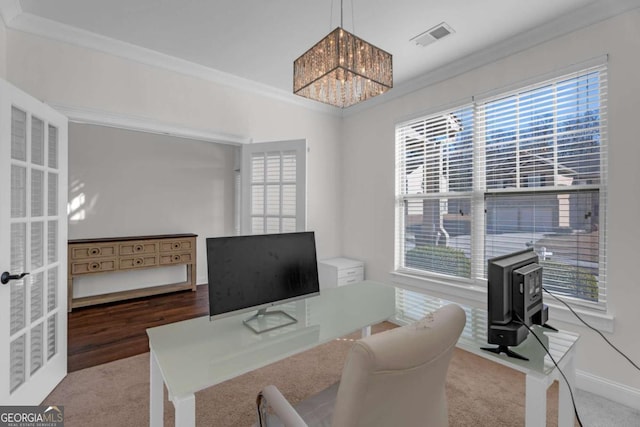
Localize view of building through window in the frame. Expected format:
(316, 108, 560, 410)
(396, 65, 607, 305)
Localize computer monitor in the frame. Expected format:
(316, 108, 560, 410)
(482, 248, 550, 360)
(206, 231, 320, 334)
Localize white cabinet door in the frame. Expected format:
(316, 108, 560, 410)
(0, 79, 68, 404)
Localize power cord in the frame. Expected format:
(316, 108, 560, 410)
(543, 287, 640, 372)
(514, 314, 583, 427)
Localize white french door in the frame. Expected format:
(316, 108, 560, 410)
(0, 79, 68, 404)
(241, 140, 307, 234)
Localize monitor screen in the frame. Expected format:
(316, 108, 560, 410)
(206, 231, 320, 320)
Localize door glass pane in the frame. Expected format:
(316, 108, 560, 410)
(30, 272, 44, 322)
(266, 217, 280, 233)
(31, 221, 44, 270)
(266, 154, 281, 182)
(266, 185, 280, 216)
(48, 172, 58, 216)
(10, 279, 26, 335)
(31, 116, 45, 166)
(11, 165, 26, 218)
(31, 169, 44, 217)
(48, 124, 59, 169)
(251, 217, 264, 234)
(10, 222, 26, 274)
(282, 218, 296, 233)
(47, 314, 58, 360)
(48, 220, 58, 263)
(11, 107, 27, 161)
(251, 185, 264, 215)
(251, 154, 264, 183)
(282, 185, 296, 216)
(282, 152, 296, 181)
(10, 335, 26, 393)
(30, 323, 44, 375)
(47, 267, 58, 312)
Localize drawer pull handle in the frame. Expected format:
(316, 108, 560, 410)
(134, 258, 144, 266)
(172, 255, 181, 262)
(89, 247, 101, 256)
(346, 270, 356, 275)
(134, 245, 144, 252)
(89, 262, 100, 271)
(173, 243, 181, 250)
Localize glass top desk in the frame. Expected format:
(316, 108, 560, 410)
(146, 281, 396, 427)
(147, 281, 579, 427)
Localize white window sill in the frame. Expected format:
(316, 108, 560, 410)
(390, 270, 614, 333)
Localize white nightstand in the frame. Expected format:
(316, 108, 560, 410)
(318, 257, 364, 288)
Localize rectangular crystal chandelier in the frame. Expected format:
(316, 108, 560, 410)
(293, 27, 393, 108)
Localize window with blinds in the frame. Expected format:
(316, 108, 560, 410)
(395, 62, 607, 309)
(396, 105, 475, 280)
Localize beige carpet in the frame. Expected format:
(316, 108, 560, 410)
(44, 323, 561, 426)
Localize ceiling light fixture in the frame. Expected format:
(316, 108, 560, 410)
(293, 0, 393, 108)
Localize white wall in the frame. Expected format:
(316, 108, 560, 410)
(5, 29, 343, 292)
(0, 17, 6, 78)
(342, 10, 640, 403)
(67, 123, 236, 295)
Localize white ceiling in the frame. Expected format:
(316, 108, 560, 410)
(9, 0, 640, 105)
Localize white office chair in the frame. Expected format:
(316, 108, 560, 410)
(256, 304, 466, 427)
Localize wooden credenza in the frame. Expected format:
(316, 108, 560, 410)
(67, 233, 197, 311)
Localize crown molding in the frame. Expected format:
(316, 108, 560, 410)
(344, 0, 640, 117)
(3, 1, 639, 118)
(52, 103, 251, 145)
(3, 10, 340, 117)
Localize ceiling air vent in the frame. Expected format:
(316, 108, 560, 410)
(411, 22, 455, 47)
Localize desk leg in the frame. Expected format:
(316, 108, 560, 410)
(525, 372, 547, 427)
(174, 394, 196, 427)
(361, 326, 371, 337)
(558, 350, 576, 427)
(150, 351, 164, 427)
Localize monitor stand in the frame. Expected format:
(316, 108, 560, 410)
(243, 308, 298, 334)
(481, 345, 528, 361)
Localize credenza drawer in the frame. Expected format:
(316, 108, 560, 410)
(119, 241, 158, 256)
(159, 239, 195, 252)
(159, 252, 194, 265)
(70, 243, 117, 260)
(71, 259, 117, 275)
(119, 255, 158, 270)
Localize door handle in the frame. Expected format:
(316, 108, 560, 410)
(1, 271, 29, 285)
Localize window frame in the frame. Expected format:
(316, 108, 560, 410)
(393, 61, 609, 322)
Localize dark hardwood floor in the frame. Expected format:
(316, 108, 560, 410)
(67, 286, 209, 372)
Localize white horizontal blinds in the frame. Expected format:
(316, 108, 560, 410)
(396, 105, 474, 279)
(479, 64, 607, 305)
(250, 150, 298, 234)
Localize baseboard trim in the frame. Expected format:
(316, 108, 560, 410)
(576, 369, 640, 411)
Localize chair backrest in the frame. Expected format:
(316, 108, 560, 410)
(331, 304, 466, 427)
